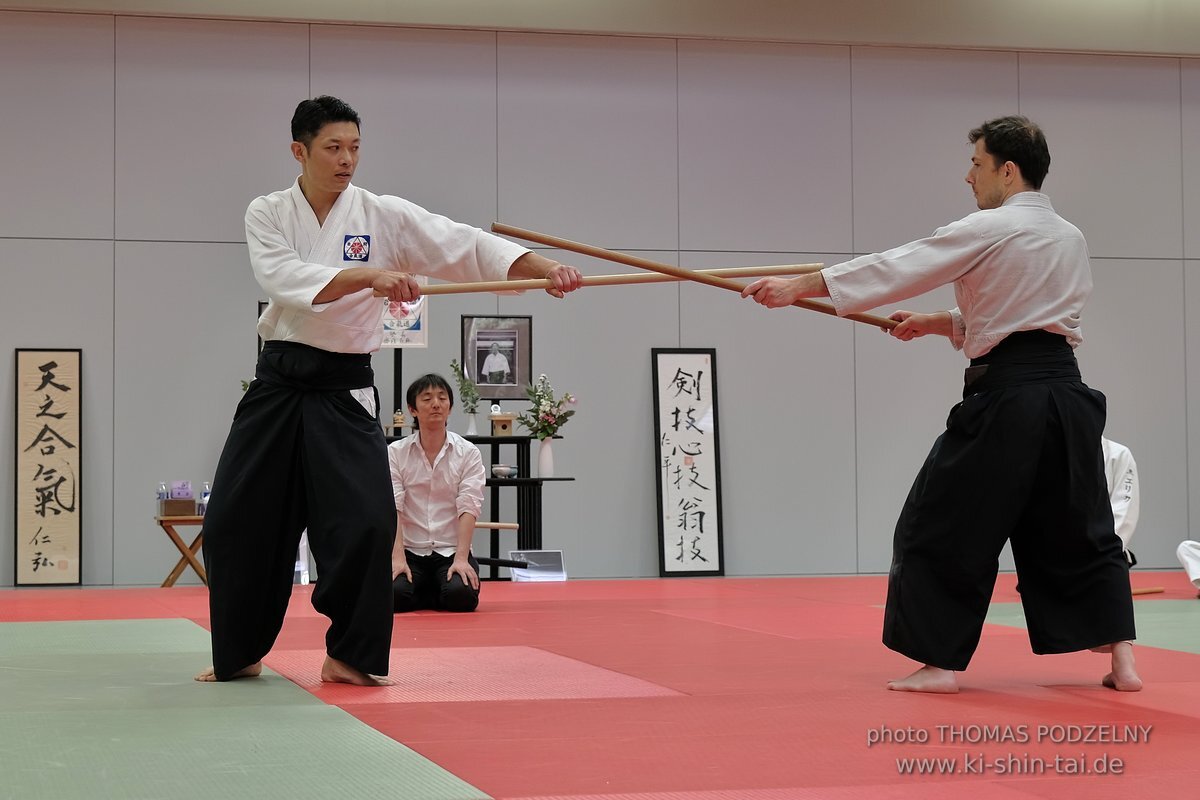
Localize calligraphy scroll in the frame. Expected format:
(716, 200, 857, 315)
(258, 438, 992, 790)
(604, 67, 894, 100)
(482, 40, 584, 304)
(15, 349, 82, 585)
(652, 348, 724, 577)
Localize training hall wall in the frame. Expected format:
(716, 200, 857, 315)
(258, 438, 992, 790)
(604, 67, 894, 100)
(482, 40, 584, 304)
(1, 2, 1199, 585)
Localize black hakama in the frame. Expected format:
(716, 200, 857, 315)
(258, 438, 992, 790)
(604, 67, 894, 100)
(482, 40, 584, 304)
(883, 330, 1136, 670)
(202, 341, 395, 680)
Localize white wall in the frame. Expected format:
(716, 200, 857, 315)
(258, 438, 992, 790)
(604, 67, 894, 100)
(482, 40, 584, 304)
(1, 10, 1196, 584)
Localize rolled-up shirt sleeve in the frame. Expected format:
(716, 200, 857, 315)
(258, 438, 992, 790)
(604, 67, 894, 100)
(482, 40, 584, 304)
(388, 445, 407, 512)
(455, 446, 485, 519)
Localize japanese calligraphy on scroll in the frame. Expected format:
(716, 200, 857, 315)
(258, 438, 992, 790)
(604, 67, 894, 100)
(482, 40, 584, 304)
(652, 348, 724, 577)
(15, 349, 82, 585)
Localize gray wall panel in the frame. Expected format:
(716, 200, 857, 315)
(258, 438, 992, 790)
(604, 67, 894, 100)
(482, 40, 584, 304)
(679, 252, 858, 575)
(1020, 53, 1183, 260)
(851, 47, 1019, 252)
(677, 41, 852, 254)
(0, 240, 115, 586)
(113, 241, 259, 585)
(115, 17, 308, 243)
(1185, 61, 1200, 260)
(2, 11, 1194, 583)
(1077, 259, 1188, 569)
(497, 33, 679, 252)
(310, 25, 500, 230)
(0, 12, 114, 240)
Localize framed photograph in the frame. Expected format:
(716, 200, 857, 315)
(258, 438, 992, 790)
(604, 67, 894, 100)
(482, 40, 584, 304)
(651, 348, 724, 577)
(461, 315, 532, 401)
(15, 348, 82, 585)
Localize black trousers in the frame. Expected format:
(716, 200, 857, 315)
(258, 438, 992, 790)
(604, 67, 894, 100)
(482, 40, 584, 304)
(393, 551, 481, 613)
(883, 331, 1135, 671)
(203, 341, 396, 680)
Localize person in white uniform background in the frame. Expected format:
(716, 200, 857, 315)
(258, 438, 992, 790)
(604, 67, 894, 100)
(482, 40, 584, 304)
(388, 374, 486, 613)
(741, 115, 1140, 695)
(195, 96, 581, 685)
(1101, 437, 1139, 566)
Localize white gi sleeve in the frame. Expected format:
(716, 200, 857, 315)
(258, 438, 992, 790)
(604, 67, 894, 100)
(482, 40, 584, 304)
(1106, 444, 1139, 550)
(823, 216, 994, 316)
(385, 197, 529, 283)
(246, 199, 342, 311)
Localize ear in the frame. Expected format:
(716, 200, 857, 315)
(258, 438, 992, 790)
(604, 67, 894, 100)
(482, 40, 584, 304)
(290, 141, 306, 164)
(1003, 160, 1019, 184)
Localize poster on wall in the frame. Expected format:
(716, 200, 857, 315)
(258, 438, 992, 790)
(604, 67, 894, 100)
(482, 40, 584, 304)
(651, 348, 724, 577)
(14, 348, 82, 586)
(381, 277, 429, 348)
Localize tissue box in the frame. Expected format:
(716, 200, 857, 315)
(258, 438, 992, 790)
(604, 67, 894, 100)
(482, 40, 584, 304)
(158, 498, 196, 517)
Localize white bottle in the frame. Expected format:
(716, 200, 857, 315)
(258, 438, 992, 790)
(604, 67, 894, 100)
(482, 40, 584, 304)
(157, 482, 169, 501)
(198, 481, 212, 516)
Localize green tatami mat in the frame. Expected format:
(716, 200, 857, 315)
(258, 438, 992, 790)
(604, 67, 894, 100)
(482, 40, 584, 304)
(0, 619, 490, 800)
(986, 599, 1200, 654)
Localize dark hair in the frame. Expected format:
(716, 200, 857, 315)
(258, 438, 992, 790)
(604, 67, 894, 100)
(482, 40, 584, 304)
(290, 95, 361, 148)
(406, 373, 455, 411)
(968, 115, 1050, 190)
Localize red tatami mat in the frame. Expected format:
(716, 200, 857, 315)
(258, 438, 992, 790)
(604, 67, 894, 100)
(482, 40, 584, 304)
(265, 645, 683, 703)
(4, 573, 1197, 799)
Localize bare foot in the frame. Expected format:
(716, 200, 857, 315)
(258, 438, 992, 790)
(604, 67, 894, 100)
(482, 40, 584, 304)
(320, 655, 392, 686)
(1101, 641, 1142, 692)
(193, 662, 262, 682)
(887, 665, 959, 694)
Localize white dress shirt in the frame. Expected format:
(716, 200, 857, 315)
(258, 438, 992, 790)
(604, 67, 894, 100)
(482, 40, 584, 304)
(824, 192, 1092, 359)
(387, 431, 485, 557)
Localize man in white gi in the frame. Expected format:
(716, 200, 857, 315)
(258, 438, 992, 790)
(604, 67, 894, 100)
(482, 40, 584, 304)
(388, 374, 485, 613)
(742, 115, 1140, 694)
(1101, 437, 1139, 565)
(1177, 541, 1200, 594)
(480, 342, 512, 384)
(195, 96, 581, 684)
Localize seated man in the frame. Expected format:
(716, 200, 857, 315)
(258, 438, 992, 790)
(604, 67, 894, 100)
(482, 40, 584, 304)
(387, 373, 485, 612)
(1102, 437, 1139, 566)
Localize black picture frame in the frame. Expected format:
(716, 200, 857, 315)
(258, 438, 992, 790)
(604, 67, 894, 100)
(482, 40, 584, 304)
(15, 348, 83, 586)
(651, 347, 724, 577)
(461, 315, 532, 401)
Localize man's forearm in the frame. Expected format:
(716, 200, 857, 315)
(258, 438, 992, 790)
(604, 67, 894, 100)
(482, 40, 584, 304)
(313, 267, 374, 304)
(454, 513, 477, 560)
(507, 252, 559, 280)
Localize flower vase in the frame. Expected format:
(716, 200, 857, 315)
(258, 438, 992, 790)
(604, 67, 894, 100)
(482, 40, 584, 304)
(537, 438, 555, 478)
(466, 412, 478, 437)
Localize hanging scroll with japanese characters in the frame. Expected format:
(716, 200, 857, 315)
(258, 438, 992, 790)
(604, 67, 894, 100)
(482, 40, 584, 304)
(15, 349, 82, 585)
(652, 348, 724, 577)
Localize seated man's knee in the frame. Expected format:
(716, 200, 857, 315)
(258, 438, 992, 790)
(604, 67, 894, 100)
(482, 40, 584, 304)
(392, 576, 418, 613)
(439, 581, 479, 612)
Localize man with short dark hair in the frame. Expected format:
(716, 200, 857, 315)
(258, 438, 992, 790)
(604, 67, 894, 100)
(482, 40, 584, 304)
(742, 115, 1140, 694)
(388, 373, 485, 613)
(196, 96, 581, 685)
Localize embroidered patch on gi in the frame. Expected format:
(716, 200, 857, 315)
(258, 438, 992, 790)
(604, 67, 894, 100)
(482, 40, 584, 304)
(344, 235, 371, 262)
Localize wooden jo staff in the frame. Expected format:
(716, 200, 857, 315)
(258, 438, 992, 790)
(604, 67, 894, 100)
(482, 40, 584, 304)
(491, 222, 898, 330)
(413, 263, 822, 296)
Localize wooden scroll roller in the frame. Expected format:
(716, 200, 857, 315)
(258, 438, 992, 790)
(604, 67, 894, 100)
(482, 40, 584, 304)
(490, 222, 898, 330)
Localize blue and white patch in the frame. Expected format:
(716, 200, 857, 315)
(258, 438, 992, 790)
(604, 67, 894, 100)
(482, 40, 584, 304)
(343, 235, 371, 262)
